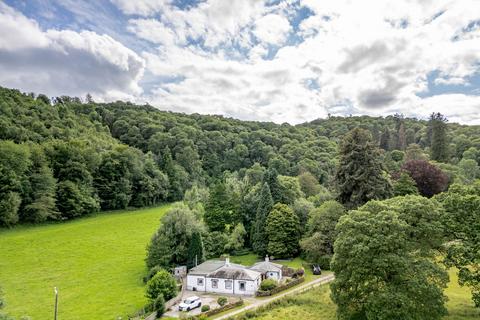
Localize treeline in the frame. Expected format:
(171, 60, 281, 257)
(0, 88, 169, 226)
(1, 86, 480, 227)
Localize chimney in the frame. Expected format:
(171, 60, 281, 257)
(225, 257, 230, 266)
(265, 255, 269, 263)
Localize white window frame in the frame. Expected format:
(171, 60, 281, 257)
(211, 279, 218, 288)
(197, 278, 204, 286)
(225, 280, 232, 289)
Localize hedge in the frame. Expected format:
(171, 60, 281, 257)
(205, 299, 244, 317)
(256, 277, 305, 297)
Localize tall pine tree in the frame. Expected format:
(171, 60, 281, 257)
(204, 182, 233, 231)
(429, 113, 449, 162)
(187, 230, 205, 268)
(264, 168, 282, 203)
(379, 127, 391, 151)
(252, 183, 273, 255)
(336, 128, 392, 209)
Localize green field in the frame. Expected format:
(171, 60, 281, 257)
(240, 268, 479, 320)
(0, 205, 170, 320)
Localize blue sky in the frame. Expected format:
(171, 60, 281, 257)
(1, 0, 479, 124)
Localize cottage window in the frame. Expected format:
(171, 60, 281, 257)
(239, 281, 246, 291)
(225, 280, 232, 289)
(211, 279, 218, 288)
(197, 278, 204, 286)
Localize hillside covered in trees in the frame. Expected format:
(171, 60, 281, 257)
(1, 86, 480, 228)
(2, 86, 480, 319)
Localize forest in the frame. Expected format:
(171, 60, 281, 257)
(1, 86, 480, 319)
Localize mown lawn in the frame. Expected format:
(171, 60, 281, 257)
(234, 268, 479, 320)
(0, 204, 170, 320)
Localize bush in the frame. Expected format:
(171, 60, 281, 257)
(153, 294, 165, 318)
(256, 277, 305, 297)
(143, 265, 163, 283)
(201, 305, 210, 312)
(293, 268, 304, 278)
(145, 269, 177, 301)
(217, 296, 228, 306)
(260, 278, 277, 291)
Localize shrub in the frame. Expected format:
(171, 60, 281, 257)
(145, 269, 177, 301)
(153, 294, 165, 318)
(260, 278, 277, 291)
(217, 296, 228, 306)
(143, 265, 163, 283)
(201, 305, 210, 312)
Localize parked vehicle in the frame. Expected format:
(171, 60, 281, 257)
(179, 296, 202, 311)
(312, 264, 322, 275)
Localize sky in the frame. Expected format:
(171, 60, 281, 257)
(1, 0, 479, 125)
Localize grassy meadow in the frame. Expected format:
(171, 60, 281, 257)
(0, 205, 170, 320)
(237, 268, 479, 320)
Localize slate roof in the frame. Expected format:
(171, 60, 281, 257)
(188, 260, 261, 280)
(250, 260, 283, 273)
(188, 260, 225, 275)
(207, 264, 261, 281)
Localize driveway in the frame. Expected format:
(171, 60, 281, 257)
(164, 291, 247, 318)
(213, 274, 335, 320)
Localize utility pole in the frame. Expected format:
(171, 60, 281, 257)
(54, 287, 58, 320)
(195, 254, 197, 267)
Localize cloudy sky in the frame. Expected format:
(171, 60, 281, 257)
(1, 0, 480, 124)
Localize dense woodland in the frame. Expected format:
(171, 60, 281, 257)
(1, 86, 480, 318)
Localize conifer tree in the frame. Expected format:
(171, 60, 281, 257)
(265, 203, 299, 258)
(187, 230, 204, 268)
(252, 183, 273, 255)
(379, 127, 391, 151)
(336, 128, 392, 209)
(429, 113, 449, 162)
(396, 122, 406, 150)
(264, 168, 282, 203)
(204, 182, 233, 232)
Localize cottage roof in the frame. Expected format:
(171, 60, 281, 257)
(207, 264, 261, 281)
(188, 260, 225, 275)
(250, 261, 283, 273)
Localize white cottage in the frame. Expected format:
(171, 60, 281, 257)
(187, 258, 261, 296)
(250, 256, 283, 281)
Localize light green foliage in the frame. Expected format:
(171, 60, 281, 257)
(260, 279, 278, 291)
(217, 296, 228, 306)
(146, 203, 204, 269)
(298, 171, 322, 197)
(436, 182, 480, 307)
(145, 269, 177, 301)
(225, 223, 247, 253)
(266, 203, 299, 258)
(300, 200, 345, 267)
(336, 128, 392, 209)
(331, 196, 448, 320)
(405, 143, 428, 161)
(277, 175, 304, 205)
(0, 205, 170, 320)
(393, 172, 419, 196)
(183, 184, 209, 211)
(458, 159, 479, 183)
(291, 198, 314, 235)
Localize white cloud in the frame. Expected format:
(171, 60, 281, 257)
(0, 3, 144, 100)
(3, 0, 480, 125)
(253, 14, 291, 45)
